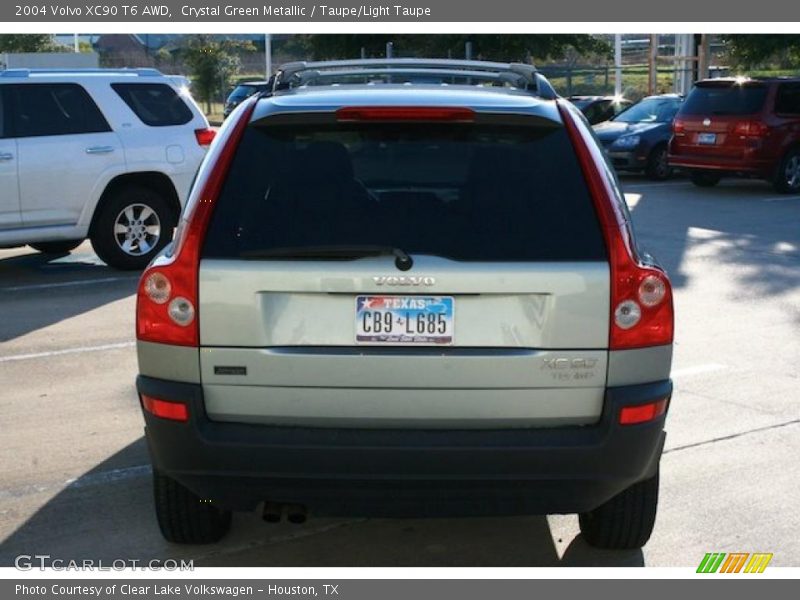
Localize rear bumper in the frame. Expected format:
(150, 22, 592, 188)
(137, 376, 671, 517)
(668, 150, 775, 175)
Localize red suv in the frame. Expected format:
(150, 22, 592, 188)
(669, 77, 800, 192)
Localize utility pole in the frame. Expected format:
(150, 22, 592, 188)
(264, 33, 272, 80)
(614, 34, 622, 96)
(74, 33, 79, 53)
(673, 34, 697, 95)
(697, 34, 711, 80)
(648, 34, 658, 95)
(386, 41, 393, 58)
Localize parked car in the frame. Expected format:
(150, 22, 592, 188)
(569, 95, 633, 125)
(223, 79, 272, 118)
(0, 68, 213, 269)
(594, 94, 683, 180)
(135, 59, 674, 550)
(669, 77, 800, 192)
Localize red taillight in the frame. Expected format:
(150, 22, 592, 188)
(672, 119, 685, 135)
(194, 127, 216, 146)
(733, 120, 768, 137)
(558, 100, 674, 350)
(137, 99, 256, 347)
(336, 106, 475, 122)
(141, 394, 189, 422)
(619, 398, 668, 425)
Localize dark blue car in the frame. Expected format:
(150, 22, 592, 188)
(593, 94, 683, 180)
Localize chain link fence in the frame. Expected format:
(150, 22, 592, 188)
(538, 64, 731, 101)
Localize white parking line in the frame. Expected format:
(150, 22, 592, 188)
(671, 363, 728, 378)
(0, 341, 135, 363)
(761, 195, 800, 202)
(0, 276, 136, 292)
(621, 181, 691, 190)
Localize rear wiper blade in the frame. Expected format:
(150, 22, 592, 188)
(240, 245, 414, 271)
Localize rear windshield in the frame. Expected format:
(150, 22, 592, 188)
(614, 97, 681, 123)
(202, 121, 607, 262)
(112, 83, 193, 126)
(228, 85, 259, 101)
(682, 84, 768, 116)
(569, 99, 593, 109)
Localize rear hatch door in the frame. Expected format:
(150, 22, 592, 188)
(674, 81, 769, 158)
(198, 106, 611, 428)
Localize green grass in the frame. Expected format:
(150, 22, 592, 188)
(204, 102, 225, 126)
(545, 67, 678, 101)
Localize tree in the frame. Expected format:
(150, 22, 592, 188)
(0, 34, 58, 53)
(721, 35, 800, 68)
(302, 34, 610, 63)
(180, 35, 255, 113)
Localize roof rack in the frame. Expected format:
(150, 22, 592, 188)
(0, 68, 163, 78)
(272, 59, 557, 99)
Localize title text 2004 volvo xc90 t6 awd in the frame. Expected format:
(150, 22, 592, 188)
(135, 59, 675, 550)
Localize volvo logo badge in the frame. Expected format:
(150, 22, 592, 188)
(373, 276, 435, 286)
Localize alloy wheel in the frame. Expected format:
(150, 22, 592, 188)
(113, 203, 162, 256)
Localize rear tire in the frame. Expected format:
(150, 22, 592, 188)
(578, 470, 659, 550)
(772, 148, 800, 194)
(90, 186, 177, 270)
(645, 145, 671, 181)
(29, 240, 83, 254)
(153, 469, 232, 544)
(690, 171, 722, 188)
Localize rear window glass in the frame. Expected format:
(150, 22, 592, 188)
(112, 83, 193, 126)
(614, 97, 681, 123)
(682, 84, 768, 116)
(775, 83, 800, 114)
(6, 83, 110, 138)
(202, 121, 607, 262)
(570, 99, 592, 109)
(228, 85, 259, 100)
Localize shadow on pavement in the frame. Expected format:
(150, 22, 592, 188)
(0, 438, 644, 568)
(0, 247, 138, 343)
(622, 176, 800, 297)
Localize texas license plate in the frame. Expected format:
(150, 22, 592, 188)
(355, 296, 454, 345)
(697, 132, 717, 145)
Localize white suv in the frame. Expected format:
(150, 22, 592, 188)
(0, 68, 212, 269)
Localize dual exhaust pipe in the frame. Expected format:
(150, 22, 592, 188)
(262, 502, 308, 524)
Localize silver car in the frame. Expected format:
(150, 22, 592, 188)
(135, 59, 674, 549)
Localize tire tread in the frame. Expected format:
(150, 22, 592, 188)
(152, 469, 231, 544)
(578, 470, 659, 550)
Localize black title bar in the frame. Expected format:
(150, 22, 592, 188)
(3, 0, 799, 22)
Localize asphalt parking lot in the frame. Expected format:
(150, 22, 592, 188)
(1, 176, 798, 567)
